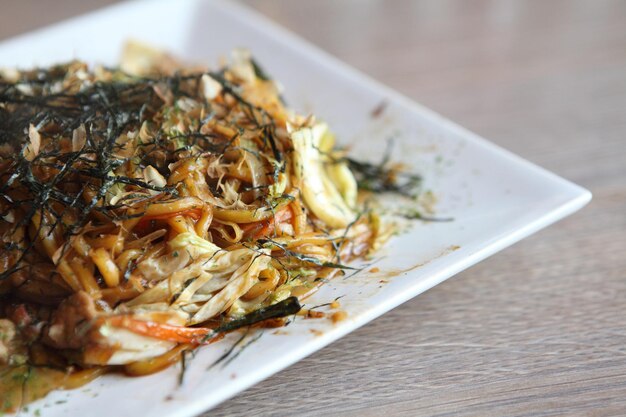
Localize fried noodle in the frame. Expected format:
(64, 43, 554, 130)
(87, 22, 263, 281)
(0, 43, 406, 409)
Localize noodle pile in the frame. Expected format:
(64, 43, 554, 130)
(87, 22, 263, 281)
(0, 43, 393, 404)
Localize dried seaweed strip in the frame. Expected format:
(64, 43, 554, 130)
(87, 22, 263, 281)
(0, 69, 174, 281)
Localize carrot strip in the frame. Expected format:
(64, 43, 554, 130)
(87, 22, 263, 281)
(102, 316, 213, 344)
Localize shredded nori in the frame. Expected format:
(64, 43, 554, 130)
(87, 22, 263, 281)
(0, 66, 182, 280)
(201, 296, 302, 348)
(338, 140, 422, 197)
(258, 238, 360, 271)
(215, 296, 302, 333)
(0, 63, 280, 282)
(206, 297, 301, 369)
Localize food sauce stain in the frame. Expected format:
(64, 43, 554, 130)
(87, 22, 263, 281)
(0, 366, 104, 413)
(374, 245, 460, 279)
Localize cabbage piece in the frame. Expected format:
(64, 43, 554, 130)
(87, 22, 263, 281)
(326, 157, 358, 208)
(122, 233, 271, 327)
(92, 310, 186, 365)
(169, 232, 221, 258)
(189, 248, 270, 324)
(290, 123, 356, 228)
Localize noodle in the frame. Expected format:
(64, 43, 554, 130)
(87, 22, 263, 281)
(90, 248, 121, 288)
(0, 42, 418, 411)
(69, 258, 101, 296)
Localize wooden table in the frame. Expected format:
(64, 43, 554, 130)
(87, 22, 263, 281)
(2, 1, 625, 415)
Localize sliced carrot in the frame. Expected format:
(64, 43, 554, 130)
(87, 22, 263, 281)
(101, 316, 213, 344)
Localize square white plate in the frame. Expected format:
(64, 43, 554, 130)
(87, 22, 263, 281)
(0, 0, 591, 415)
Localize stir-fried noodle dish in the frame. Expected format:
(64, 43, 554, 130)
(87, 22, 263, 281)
(0, 43, 421, 409)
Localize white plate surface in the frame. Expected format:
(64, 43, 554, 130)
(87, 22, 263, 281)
(0, 1, 591, 415)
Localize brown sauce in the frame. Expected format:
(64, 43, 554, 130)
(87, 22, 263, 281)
(375, 245, 460, 279)
(330, 311, 348, 323)
(0, 365, 105, 413)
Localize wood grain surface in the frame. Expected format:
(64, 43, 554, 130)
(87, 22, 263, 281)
(2, 1, 625, 416)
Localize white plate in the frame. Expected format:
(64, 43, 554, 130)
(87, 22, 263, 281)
(0, 0, 591, 415)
